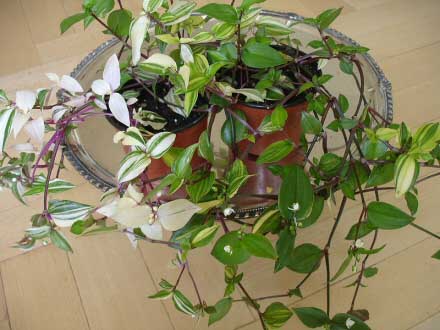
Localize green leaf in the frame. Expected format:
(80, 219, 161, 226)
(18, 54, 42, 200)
(338, 94, 349, 113)
(252, 208, 282, 235)
(70, 218, 94, 235)
(301, 112, 322, 135)
(275, 229, 295, 272)
(0, 108, 15, 154)
(173, 290, 196, 316)
(432, 250, 440, 260)
(49, 230, 73, 253)
(365, 163, 394, 188)
(339, 57, 353, 75)
(363, 267, 378, 278)
(187, 171, 215, 203)
(240, 0, 265, 11)
(221, 109, 248, 146)
(198, 131, 214, 163)
(279, 165, 314, 221)
(60, 12, 87, 34)
(226, 174, 251, 198)
(367, 201, 414, 230)
(293, 307, 330, 328)
(184, 90, 199, 116)
(271, 105, 288, 128)
(242, 233, 277, 259)
(197, 3, 238, 24)
(288, 288, 303, 298)
(242, 43, 285, 69)
(263, 302, 293, 328)
(331, 254, 353, 281)
(345, 221, 375, 240)
(317, 7, 342, 30)
(319, 153, 342, 175)
(148, 289, 173, 300)
(300, 196, 324, 228)
(172, 143, 198, 178)
(107, 9, 132, 36)
(211, 231, 251, 265)
(405, 191, 418, 215)
(256, 139, 294, 165)
(89, 0, 115, 17)
(117, 151, 151, 183)
(81, 224, 118, 236)
(331, 313, 371, 330)
(361, 140, 387, 160)
(287, 243, 322, 274)
(208, 298, 232, 325)
(394, 154, 419, 197)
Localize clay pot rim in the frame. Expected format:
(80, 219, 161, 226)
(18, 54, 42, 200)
(237, 94, 308, 111)
(168, 110, 208, 134)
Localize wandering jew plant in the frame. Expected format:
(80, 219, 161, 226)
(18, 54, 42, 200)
(0, 0, 439, 328)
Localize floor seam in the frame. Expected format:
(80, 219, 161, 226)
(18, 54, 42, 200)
(0, 268, 13, 330)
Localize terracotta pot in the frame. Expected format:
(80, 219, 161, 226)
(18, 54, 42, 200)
(230, 100, 306, 208)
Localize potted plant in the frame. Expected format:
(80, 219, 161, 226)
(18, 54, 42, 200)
(0, 0, 439, 329)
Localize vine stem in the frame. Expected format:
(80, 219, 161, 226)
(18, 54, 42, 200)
(123, 229, 181, 248)
(186, 261, 203, 306)
(410, 223, 440, 240)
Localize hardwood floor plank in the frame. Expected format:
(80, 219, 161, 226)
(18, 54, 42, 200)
(1, 246, 90, 330)
(67, 232, 175, 330)
(409, 312, 440, 330)
(238, 238, 440, 330)
(0, 271, 10, 330)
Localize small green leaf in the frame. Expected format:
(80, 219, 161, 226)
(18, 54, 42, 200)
(279, 165, 314, 221)
(208, 298, 232, 325)
(365, 163, 394, 188)
(263, 302, 293, 328)
(288, 288, 303, 298)
(221, 109, 248, 146)
(226, 175, 251, 198)
(172, 144, 198, 178)
(191, 224, 219, 248)
(242, 43, 285, 69)
(293, 307, 330, 328)
(198, 130, 214, 164)
(211, 231, 251, 265)
(256, 140, 294, 165)
(367, 201, 414, 230)
(339, 58, 353, 75)
(405, 191, 418, 215)
(363, 267, 378, 278)
(345, 221, 375, 240)
(148, 289, 173, 300)
(432, 250, 440, 260)
(49, 230, 73, 253)
(338, 94, 349, 113)
(242, 233, 277, 259)
(271, 105, 288, 128)
(331, 253, 353, 281)
(186, 171, 215, 203)
(60, 12, 87, 34)
(107, 9, 132, 37)
(197, 3, 238, 24)
(301, 112, 322, 135)
(287, 243, 322, 274)
(275, 229, 295, 272)
(317, 7, 342, 30)
(300, 196, 324, 228)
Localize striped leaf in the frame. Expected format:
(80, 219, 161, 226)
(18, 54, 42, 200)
(143, 0, 163, 12)
(140, 53, 177, 75)
(48, 200, 93, 227)
(145, 132, 176, 159)
(50, 229, 73, 253)
(117, 151, 151, 183)
(160, 1, 196, 25)
(0, 107, 15, 154)
(212, 22, 236, 40)
(172, 290, 196, 316)
(24, 174, 75, 196)
(184, 90, 198, 116)
(257, 17, 294, 36)
(256, 140, 294, 165)
(394, 154, 419, 197)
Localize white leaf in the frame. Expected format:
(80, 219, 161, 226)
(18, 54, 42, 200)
(60, 75, 84, 94)
(64, 95, 87, 107)
(143, 0, 163, 12)
(12, 112, 30, 137)
(180, 44, 194, 64)
(103, 54, 121, 91)
(140, 222, 163, 240)
(15, 90, 36, 112)
(91, 79, 112, 96)
(24, 117, 44, 145)
(52, 106, 68, 122)
(178, 65, 190, 89)
(142, 53, 177, 71)
(158, 199, 201, 231)
(94, 98, 107, 110)
(126, 97, 138, 106)
(46, 73, 60, 84)
(130, 15, 149, 66)
(145, 131, 176, 159)
(125, 184, 144, 203)
(109, 93, 130, 127)
(112, 197, 152, 227)
(96, 199, 119, 218)
(12, 143, 35, 153)
(125, 228, 138, 249)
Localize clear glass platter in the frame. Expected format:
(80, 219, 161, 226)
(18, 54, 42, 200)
(63, 10, 393, 218)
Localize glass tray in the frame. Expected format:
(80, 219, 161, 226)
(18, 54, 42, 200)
(63, 10, 393, 219)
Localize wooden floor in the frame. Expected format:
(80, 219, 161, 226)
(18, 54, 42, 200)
(0, 0, 439, 329)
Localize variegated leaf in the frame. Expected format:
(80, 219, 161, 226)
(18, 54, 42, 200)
(24, 174, 75, 196)
(158, 199, 201, 231)
(0, 107, 15, 154)
(145, 131, 176, 159)
(48, 199, 93, 227)
(117, 151, 151, 183)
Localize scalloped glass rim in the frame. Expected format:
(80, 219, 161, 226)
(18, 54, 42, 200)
(63, 10, 393, 219)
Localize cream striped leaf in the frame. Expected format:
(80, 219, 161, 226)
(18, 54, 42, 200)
(48, 200, 93, 227)
(172, 290, 196, 316)
(0, 107, 15, 154)
(117, 151, 151, 183)
(394, 154, 419, 197)
(24, 174, 75, 196)
(145, 132, 176, 159)
(143, 0, 163, 12)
